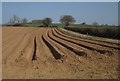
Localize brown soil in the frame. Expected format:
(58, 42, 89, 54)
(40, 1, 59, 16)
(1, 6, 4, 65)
(2, 27, 119, 79)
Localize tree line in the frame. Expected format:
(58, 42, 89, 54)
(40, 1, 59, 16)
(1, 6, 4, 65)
(8, 15, 103, 27)
(8, 15, 76, 27)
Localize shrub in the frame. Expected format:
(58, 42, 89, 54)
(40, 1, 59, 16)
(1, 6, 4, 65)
(64, 27, 120, 39)
(13, 23, 23, 26)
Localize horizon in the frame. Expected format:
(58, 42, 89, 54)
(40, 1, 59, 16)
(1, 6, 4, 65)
(2, 2, 118, 26)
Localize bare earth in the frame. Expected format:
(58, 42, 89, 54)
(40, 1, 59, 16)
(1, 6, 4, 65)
(2, 27, 119, 79)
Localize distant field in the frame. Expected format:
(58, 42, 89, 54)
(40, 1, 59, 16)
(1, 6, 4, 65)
(25, 23, 65, 28)
(2, 26, 119, 79)
(3, 23, 65, 28)
(2, 23, 119, 39)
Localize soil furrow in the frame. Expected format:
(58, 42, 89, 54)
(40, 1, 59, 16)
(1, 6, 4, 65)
(3, 27, 118, 79)
(49, 28, 114, 63)
(55, 28, 120, 50)
(35, 28, 56, 62)
(26, 28, 38, 62)
(53, 28, 113, 54)
(42, 34, 61, 60)
(32, 36, 37, 61)
(48, 29, 87, 56)
(58, 29, 120, 45)
(47, 28, 83, 62)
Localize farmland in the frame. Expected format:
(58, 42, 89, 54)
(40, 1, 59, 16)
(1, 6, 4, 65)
(2, 27, 119, 79)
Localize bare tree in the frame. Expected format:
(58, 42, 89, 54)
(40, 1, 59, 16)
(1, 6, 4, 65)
(16, 17, 20, 23)
(9, 15, 20, 24)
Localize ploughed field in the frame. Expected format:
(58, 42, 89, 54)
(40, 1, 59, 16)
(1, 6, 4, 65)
(2, 27, 119, 79)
